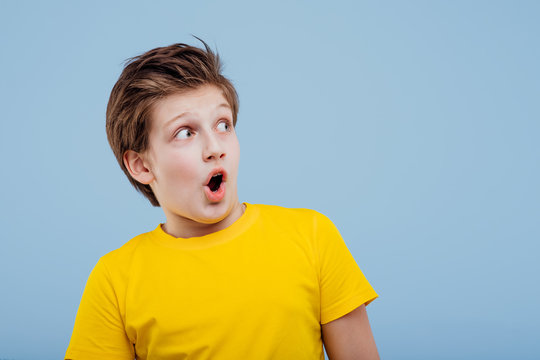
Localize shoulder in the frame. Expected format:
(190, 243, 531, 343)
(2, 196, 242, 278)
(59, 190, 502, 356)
(251, 203, 335, 231)
(98, 229, 154, 271)
(252, 202, 322, 218)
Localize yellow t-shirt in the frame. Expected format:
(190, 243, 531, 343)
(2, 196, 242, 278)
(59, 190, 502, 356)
(65, 203, 377, 360)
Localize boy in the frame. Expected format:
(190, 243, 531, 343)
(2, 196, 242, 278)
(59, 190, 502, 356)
(65, 39, 379, 360)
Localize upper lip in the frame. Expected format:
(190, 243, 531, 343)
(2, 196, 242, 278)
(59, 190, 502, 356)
(204, 167, 228, 186)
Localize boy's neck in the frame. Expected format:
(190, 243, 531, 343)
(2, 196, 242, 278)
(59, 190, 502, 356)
(161, 202, 246, 239)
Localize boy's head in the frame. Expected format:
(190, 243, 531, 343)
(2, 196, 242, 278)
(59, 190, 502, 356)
(106, 39, 239, 208)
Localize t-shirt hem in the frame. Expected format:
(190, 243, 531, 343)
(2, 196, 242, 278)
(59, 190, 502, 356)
(321, 290, 379, 325)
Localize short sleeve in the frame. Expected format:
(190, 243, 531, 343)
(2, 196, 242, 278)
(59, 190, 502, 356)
(65, 258, 135, 360)
(315, 213, 378, 325)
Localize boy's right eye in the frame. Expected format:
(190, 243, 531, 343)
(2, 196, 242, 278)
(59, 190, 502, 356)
(175, 128, 193, 140)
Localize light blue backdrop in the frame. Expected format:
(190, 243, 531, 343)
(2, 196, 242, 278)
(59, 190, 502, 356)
(1, 1, 538, 359)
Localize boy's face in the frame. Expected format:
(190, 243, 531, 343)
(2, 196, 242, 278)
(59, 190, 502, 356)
(140, 85, 241, 230)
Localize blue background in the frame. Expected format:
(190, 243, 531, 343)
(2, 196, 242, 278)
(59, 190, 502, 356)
(1, 1, 539, 359)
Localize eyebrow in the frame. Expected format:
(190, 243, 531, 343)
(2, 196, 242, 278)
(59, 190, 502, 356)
(164, 103, 231, 129)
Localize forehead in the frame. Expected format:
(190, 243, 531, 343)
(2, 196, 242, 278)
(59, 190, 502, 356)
(149, 85, 231, 131)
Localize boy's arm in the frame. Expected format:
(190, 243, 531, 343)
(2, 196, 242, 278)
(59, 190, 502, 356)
(322, 304, 380, 360)
(65, 258, 135, 360)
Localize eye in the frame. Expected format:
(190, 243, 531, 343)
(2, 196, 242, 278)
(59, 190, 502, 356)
(175, 128, 193, 139)
(216, 121, 231, 132)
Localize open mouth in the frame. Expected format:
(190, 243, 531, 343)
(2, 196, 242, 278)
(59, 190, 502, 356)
(207, 173, 223, 192)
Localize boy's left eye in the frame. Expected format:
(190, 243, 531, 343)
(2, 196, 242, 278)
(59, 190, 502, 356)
(216, 121, 230, 132)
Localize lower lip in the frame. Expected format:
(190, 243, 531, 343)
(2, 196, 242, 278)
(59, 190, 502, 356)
(204, 182, 226, 202)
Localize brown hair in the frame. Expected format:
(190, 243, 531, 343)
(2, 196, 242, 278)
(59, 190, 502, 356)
(106, 38, 239, 207)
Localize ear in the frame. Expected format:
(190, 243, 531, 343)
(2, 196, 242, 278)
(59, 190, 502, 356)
(123, 150, 155, 185)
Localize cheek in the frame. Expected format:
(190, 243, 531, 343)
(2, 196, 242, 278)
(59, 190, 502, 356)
(229, 138, 241, 164)
(158, 152, 198, 185)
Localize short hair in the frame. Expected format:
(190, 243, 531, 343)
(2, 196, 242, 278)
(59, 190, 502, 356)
(106, 38, 239, 207)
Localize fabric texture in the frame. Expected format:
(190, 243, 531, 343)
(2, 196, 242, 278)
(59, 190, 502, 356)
(65, 203, 377, 360)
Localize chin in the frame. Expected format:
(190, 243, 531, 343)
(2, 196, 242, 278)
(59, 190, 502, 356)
(197, 202, 234, 224)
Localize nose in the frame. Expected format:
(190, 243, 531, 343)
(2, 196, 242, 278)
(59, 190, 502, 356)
(202, 132, 225, 161)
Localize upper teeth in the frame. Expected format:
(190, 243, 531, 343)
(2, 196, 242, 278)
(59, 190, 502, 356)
(212, 173, 221, 178)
